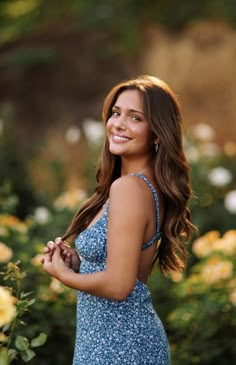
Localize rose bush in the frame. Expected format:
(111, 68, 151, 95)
(167, 230, 236, 364)
(0, 262, 47, 364)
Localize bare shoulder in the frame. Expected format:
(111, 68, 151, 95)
(110, 175, 147, 201)
(108, 176, 149, 237)
(109, 175, 152, 217)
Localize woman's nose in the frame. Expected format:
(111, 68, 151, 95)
(113, 115, 126, 129)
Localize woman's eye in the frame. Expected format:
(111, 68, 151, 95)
(112, 111, 120, 116)
(131, 115, 141, 121)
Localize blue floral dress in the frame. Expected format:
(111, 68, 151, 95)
(73, 174, 170, 364)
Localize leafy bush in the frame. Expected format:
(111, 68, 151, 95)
(1, 0, 236, 51)
(185, 123, 236, 235)
(0, 262, 47, 364)
(168, 230, 236, 364)
(0, 188, 87, 365)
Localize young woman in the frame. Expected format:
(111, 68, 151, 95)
(42, 75, 196, 364)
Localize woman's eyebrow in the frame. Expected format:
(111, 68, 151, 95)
(113, 105, 144, 115)
(130, 109, 144, 115)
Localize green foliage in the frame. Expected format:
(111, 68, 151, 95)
(0, 189, 81, 365)
(167, 230, 236, 364)
(0, 262, 47, 364)
(0, 103, 38, 218)
(186, 133, 236, 234)
(148, 124, 236, 364)
(2, 48, 57, 70)
(0, 102, 66, 218)
(0, 183, 19, 216)
(1, 0, 236, 52)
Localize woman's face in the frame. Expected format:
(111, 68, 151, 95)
(106, 89, 154, 158)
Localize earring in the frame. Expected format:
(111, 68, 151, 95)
(155, 143, 159, 152)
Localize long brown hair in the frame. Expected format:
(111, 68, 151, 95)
(62, 75, 197, 273)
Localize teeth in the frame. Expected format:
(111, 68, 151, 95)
(113, 134, 130, 142)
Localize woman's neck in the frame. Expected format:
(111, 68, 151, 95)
(120, 161, 152, 176)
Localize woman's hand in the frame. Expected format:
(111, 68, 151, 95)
(43, 245, 73, 281)
(55, 237, 81, 273)
(42, 237, 81, 273)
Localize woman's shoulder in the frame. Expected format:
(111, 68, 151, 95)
(109, 175, 153, 203)
(111, 174, 145, 190)
(108, 176, 151, 224)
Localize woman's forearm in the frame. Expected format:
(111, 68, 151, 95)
(61, 269, 131, 301)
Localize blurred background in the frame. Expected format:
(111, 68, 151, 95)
(0, 1, 236, 364)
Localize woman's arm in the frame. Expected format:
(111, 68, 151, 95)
(43, 176, 149, 301)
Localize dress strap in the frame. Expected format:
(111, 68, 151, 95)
(129, 173, 162, 251)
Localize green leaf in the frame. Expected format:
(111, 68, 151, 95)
(20, 349, 35, 362)
(31, 333, 47, 348)
(15, 336, 29, 351)
(20, 291, 33, 299)
(17, 300, 28, 310)
(27, 299, 36, 306)
(0, 347, 8, 365)
(16, 298, 35, 315)
(8, 349, 18, 362)
(1, 323, 10, 333)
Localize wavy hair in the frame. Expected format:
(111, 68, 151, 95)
(62, 75, 197, 273)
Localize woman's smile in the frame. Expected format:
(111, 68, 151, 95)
(111, 133, 132, 143)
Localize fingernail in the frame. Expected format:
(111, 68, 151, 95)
(55, 237, 61, 244)
(48, 241, 54, 249)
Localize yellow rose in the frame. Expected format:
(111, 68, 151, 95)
(192, 231, 221, 258)
(0, 332, 7, 342)
(0, 286, 16, 327)
(205, 231, 221, 242)
(54, 189, 87, 211)
(215, 236, 236, 256)
(201, 257, 233, 284)
(169, 271, 184, 283)
(223, 230, 236, 239)
(192, 230, 236, 257)
(0, 242, 13, 262)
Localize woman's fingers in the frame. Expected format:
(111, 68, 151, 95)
(55, 237, 65, 246)
(44, 237, 74, 266)
(47, 240, 55, 249)
(52, 245, 62, 259)
(64, 252, 71, 268)
(55, 237, 71, 249)
(43, 252, 52, 265)
(60, 249, 68, 260)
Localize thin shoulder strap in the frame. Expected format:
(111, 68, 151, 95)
(130, 173, 161, 251)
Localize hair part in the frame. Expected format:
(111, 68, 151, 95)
(62, 75, 197, 273)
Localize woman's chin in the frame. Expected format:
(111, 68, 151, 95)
(108, 144, 123, 155)
(109, 148, 122, 156)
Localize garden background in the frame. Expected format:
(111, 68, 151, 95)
(0, 1, 236, 364)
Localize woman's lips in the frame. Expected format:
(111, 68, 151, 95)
(111, 134, 131, 142)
